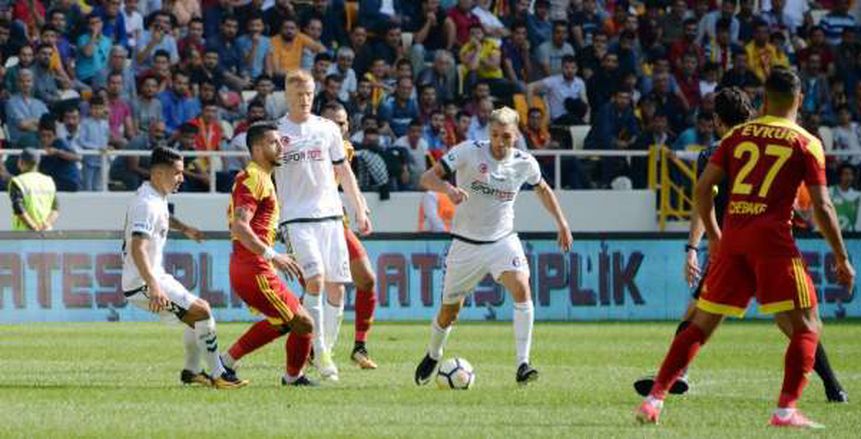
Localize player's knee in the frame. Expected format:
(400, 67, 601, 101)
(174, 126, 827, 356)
(190, 299, 212, 320)
(356, 272, 375, 292)
(291, 314, 314, 334)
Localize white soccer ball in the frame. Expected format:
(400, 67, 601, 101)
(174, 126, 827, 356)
(436, 357, 475, 390)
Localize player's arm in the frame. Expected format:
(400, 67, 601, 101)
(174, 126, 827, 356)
(694, 163, 725, 253)
(230, 205, 302, 280)
(684, 211, 705, 286)
(333, 161, 372, 235)
(129, 234, 169, 313)
(534, 179, 572, 252)
(169, 216, 204, 242)
(419, 162, 468, 204)
(808, 184, 855, 291)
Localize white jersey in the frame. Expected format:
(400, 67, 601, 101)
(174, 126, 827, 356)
(441, 141, 542, 242)
(121, 182, 170, 291)
(273, 114, 347, 223)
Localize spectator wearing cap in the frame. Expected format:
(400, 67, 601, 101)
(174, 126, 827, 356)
(93, 45, 137, 100)
(6, 69, 49, 148)
(236, 12, 270, 81)
(135, 10, 179, 69)
(536, 20, 575, 78)
(744, 19, 788, 83)
(159, 70, 200, 135)
(37, 116, 81, 192)
(9, 148, 58, 231)
(267, 17, 326, 81)
(527, 55, 588, 123)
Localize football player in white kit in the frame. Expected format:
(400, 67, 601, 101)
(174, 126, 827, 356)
(121, 147, 247, 389)
(414, 107, 573, 385)
(274, 70, 371, 381)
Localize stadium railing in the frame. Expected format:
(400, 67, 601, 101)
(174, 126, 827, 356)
(1, 148, 856, 194)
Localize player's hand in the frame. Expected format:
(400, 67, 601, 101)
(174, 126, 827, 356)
(272, 254, 303, 281)
(446, 186, 469, 205)
(182, 226, 205, 243)
(685, 249, 700, 287)
(356, 211, 373, 236)
(835, 257, 855, 297)
(147, 284, 169, 313)
(557, 225, 572, 252)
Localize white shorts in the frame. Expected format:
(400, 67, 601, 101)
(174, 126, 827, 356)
(125, 274, 199, 324)
(285, 220, 351, 283)
(442, 234, 530, 305)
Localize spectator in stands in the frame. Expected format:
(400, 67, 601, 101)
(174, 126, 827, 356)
(38, 25, 73, 86)
(801, 52, 833, 123)
(719, 51, 759, 90)
(178, 17, 206, 62)
(313, 73, 348, 115)
(393, 118, 431, 190)
(268, 17, 325, 83)
(423, 109, 448, 160)
(611, 29, 642, 79)
(122, 0, 144, 51)
(668, 18, 704, 75)
(527, 0, 552, 48)
(301, 17, 326, 71)
(301, 0, 348, 48)
(379, 76, 419, 139)
(537, 20, 575, 78)
(77, 96, 110, 191)
(502, 20, 533, 85)
(159, 70, 199, 135)
(206, 15, 249, 91)
(417, 84, 439, 123)
(410, 0, 449, 73)
(31, 44, 61, 106)
(705, 17, 742, 76)
(354, 127, 390, 192)
(94, 46, 137, 100)
(132, 74, 162, 134)
(453, 110, 471, 144)
(696, 0, 739, 45)
(676, 52, 702, 111)
(97, 0, 128, 49)
(586, 52, 620, 120)
(264, 0, 296, 38)
(110, 119, 167, 191)
(417, 50, 457, 103)
(168, 0, 202, 28)
(797, 26, 835, 77)
(445, 0, 480, 49)
(673, 111, 714, 151)
(821, 0, 856, 46)
(659, 0, 688, 45)
(136, 10, 179, 69)
(833, 105, 861, 166)
(311, 52, 333, 90)
(466, 97, 493, 142)
(173, 122, 210, 192)
(527, 55, 588, 123)
(190, 100, 223, 153)
(359, 0, 411, 34)
(830, 163, 861, 231)
(139, 49, 172, 93)
(524, 106, 554, 150)
(37, 116, 81, 192)
(745, 19, 788, 83)
(220, 100, 262, 191)
(106, 71, 136, 147)
(585, 88, 638, 187)
(328, 47, 358, 102)
(251, 75, 288, 119)
(836, 27, 861, 85)
(570, 0, 607, 49)
(6, 69, 49, 148)
(576, 30, 608, 80)
(5, 45, 35, 95)
(645, 71, 687, 135)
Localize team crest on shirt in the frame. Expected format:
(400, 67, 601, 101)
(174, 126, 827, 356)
(512, 256, 523, 267)
(478, 163, 488, 174)
(280, 135, 291, 147)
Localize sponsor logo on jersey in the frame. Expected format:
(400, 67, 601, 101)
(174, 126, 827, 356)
(469, 180, 515, 201)
(283, 149, 325, 162)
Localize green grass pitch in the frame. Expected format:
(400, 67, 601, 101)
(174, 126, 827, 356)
(1, 321, 859, 438)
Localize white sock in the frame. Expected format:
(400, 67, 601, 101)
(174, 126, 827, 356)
(183, 327, 202, 373)
(220, 351, 236, 370)
(775, 408, 795, 419)
(324, 300, 345, 353)
(304, 293, 328, 356)
(513, 301, 534, 367)
(427, 319, 452, 361)
(283, 373, 300, 383)
(194, 318, 226, 377)
(645, 396, 664, 408)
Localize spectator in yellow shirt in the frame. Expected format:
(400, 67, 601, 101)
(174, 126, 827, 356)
(459, 23, 503, 81)
(267, 17, 326, 82)
(744, 19, 788, 82)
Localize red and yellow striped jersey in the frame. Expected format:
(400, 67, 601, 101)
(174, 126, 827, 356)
(228, 162, 279, 258)
(709, 115, 826, 256)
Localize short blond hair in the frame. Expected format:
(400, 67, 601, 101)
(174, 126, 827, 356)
(489, 106, 520, 126)
(285, 69, 314, 88)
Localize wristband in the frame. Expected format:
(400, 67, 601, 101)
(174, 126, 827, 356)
(262, 247, 277, 261)
(685, 244, 698, 253)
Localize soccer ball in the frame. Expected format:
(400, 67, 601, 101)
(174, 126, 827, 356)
(436, 357, 475, 390)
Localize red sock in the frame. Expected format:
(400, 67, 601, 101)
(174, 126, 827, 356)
(228, 320, 284, 361)
(649, 324, 708, 399)
(354, 288, 376, 343)
(286, 331, 312, 377)
(778, 330, 819, 408)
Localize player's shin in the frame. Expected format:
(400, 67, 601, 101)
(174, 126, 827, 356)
(513, 301, 534, 366)
(183, 327, 202, 373)
(195, 317, 226, 377)
(778, 329, 819, 409)
(324, 299, 345, 352)
(428, 316, 453, 360)
(304, 293, 328, 354)
(226, 320, 285, 366)
(649, 324, 707, 400)
(285, 331, 312, 381)
(354, 287, 376, 343)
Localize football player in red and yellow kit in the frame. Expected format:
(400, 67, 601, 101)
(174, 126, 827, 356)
(322, 102, 379, 369)
(636, 68, 855, 428)
(220, 123, 317, 386)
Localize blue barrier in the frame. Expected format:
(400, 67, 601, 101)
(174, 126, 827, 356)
(0, 234, 855, 322)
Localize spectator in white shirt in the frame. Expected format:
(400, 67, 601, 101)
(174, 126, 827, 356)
(526, 54, 588, 122)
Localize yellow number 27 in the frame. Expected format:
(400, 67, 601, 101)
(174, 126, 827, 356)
(731, 142, 793, 197)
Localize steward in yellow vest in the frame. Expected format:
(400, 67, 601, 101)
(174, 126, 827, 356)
(9, 149, 58, 231)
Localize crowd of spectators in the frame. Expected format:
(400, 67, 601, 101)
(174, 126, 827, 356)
(0, 0, 859, 193)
